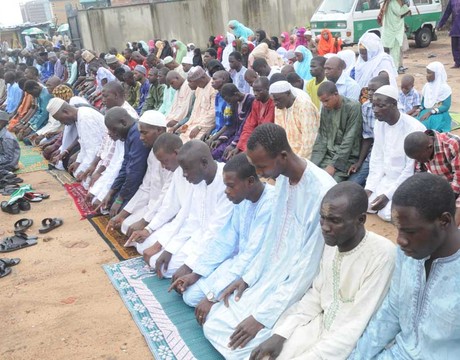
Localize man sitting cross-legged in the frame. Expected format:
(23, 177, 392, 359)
(350, 173, 460, 358)
(169, 153, 275, 325)
(250, 182, 396, 360)
(107, 111, 173, 237)
(203, 123, 336, 359)
(127, 139, 233, 279)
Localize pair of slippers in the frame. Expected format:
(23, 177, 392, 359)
(1, 199, 30, 214)
(14, 218, 63, 234)
(0, 258, 20, 278)
(0, 218, 63, 254)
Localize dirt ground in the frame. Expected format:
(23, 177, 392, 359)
(1, 34, 458, 359)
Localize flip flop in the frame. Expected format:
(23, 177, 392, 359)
(26, 192, 50, 200)
(0, 264, 12, 278)
(1, 201, 20, 214)
(0, 258, 21, 267)
(0, 235, 38, 253)
(14, 219, 33, 233)
(39, 218, 63, 234)
(0, 185, 20, 196)
(17, 198, 31, 211)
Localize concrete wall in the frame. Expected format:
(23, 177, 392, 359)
(77, 0, 322, 53)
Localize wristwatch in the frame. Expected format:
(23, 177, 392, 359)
(206, 291, 218, 303)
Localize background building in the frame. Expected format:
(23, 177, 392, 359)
(50, 0, 80, 25)
(20, 0, 53, 23)
(79, 0, 111, 9)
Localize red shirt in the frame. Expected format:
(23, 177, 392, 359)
(237, 98, 275, 152)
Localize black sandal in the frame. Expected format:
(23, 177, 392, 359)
(0, 233, 38, 253)
(39, 218, 63, 234)
(1, 201, 20, 215)
(14, 219, 33, 233)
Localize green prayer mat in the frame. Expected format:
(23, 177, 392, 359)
(15, 143, 48, 174)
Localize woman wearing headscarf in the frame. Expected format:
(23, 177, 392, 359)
(354, 32, 397, 88)
(193, 48, 204, 68)
(248, 42, 284, 69)
(255, 29, 267, 46)
(160, 41, 174, 59)
(337, 49, 356, 77)
(271, 36, 281, 50)
(228, 20, 254, 41)
(289, 34, 297, 50)
(280, 32, 291, 50)
(173, 40, 188, 64)
(241, 42, 254, 68)
(293, 45, 313, 81)
(222, 33, 236, 70)
(317, 29, 343, 56)
(155, 40, 164, 59)
(415, 62, 452, 132)
(96, 67, 116, 91)
(295, 27, 308, 47)
(214, 35, 225, 61)
(137, 41, 149, 56)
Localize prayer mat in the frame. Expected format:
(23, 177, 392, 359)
(87, 215, 138, 260)
(15, 144, 48, 174)
(64, 182, 98, 219)
(47, 169, 75, 185)
(104, 257, 224, 360)
(450, 112, 460, 131)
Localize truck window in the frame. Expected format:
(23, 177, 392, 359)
(413, 0, 432, 4)
(317, 0, 356, 13)
(356, 0, 380, 11)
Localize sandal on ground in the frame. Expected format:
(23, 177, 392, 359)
(0, 185, 20, 196)
(25, 192, 50, 201)
(1, 201, 20, 215)
(17, 198, 31, 211)
(0, 234, 38, 253)
(14, 219, 33, 233)
(0, 263, 12, 278)
(0, 258, 21, 267)
(39, 218, 63, 234)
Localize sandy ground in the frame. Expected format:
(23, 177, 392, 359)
(1, 34, 458, 359)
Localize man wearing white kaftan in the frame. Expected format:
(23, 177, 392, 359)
(365, 85, 425, 221)
(271, 231, 395, 359)
(150, 162, 233, 277)
(88, 101, 138, 199)
(204, 161, 336, 359)
(182, 183, 275, 306)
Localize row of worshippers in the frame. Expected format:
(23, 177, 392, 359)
(99, 112, 458, 359)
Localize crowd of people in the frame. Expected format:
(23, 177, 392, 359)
(0, 12, 460, 359)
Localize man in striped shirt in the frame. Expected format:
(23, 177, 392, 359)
(404, 129, 460, 225)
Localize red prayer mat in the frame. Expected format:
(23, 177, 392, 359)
(64, 183, 98, 219)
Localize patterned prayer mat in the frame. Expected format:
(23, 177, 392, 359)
(47, 169, 75, 185)
(88, 215, 138, 260)
(104, 257, 224, 360)
(15, 144, 48, 174)
(63, 182, 98, 219)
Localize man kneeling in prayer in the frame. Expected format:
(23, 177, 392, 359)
(169, 153, 275, 324)
(127, 138, 233, 279)
(250, 181, 396, 360)
(350, 173, 460, 358)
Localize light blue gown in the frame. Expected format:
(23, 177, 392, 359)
(183, 184, 275, 306)
(349, 248, 460, 359)
(203, 161, 336, 359)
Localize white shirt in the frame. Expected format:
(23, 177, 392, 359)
(335, 72, 361, 102)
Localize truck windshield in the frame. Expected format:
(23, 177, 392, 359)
(317, 0, 355, 13)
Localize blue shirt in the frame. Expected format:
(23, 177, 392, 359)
(213, 93, 232, 134)
(111, 123, 150, 202)
(350, 248, 460, 359)
(399, 88, 421, 114)
(40, 61, 54, 82)
(5, 83, 23, 114)
(335, 73, 361, 102)
(137, 80, 150, 114)
(29, 88, 53, 132)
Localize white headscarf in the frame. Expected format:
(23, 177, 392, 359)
(355, 32, 397, 88)
(337, 49, 356, 77)
(96, 67, 117, 90)
(222, 32, 236, 70)
(423, 62, 452, 108)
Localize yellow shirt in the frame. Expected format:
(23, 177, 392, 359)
(306, 78, 326, 110)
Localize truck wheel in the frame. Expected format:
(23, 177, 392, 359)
(415, 27, 432, 48)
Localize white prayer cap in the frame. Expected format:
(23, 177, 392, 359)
(46, 97, 66, 116)
(105, 54, 118, 64)
(163, 56, 174, 65)
(374, 85, 399, 101)
(269, 81, 292, 94)
(182, 56, 193, 65)
(139, 110, 167, 128)
(305, 30, 313, 36)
